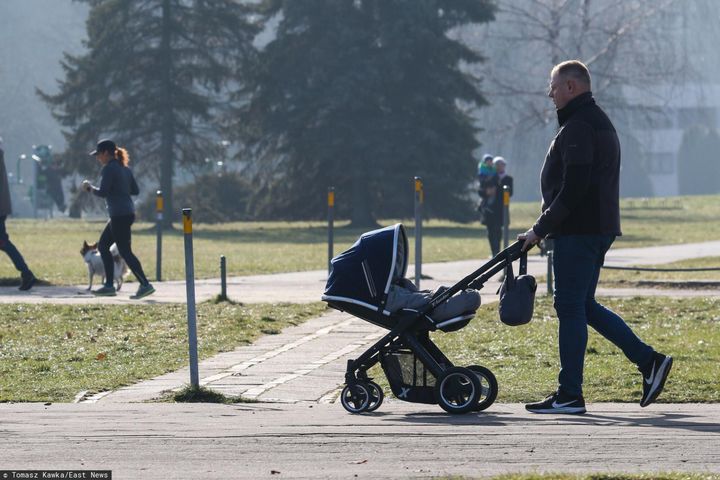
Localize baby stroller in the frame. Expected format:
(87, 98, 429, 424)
(322, 224, 532, 414)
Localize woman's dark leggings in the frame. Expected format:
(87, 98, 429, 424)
(98, 214, 149, 287)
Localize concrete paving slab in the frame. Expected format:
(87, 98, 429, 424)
(1, 402, 718, 479)
(91, 310, 385, 403)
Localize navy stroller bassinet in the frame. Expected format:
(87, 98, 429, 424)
(322, 224, 475, 332)
(323, 224, 406, 322)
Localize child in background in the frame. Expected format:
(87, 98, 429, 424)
(477, 153, 496, 187)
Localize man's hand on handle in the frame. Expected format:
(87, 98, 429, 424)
(518, 228, 542, 252)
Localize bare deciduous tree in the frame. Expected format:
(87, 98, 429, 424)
(456, 0, 694, 199)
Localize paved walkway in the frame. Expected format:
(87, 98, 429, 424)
(5, 240, 714, 404)
(2, 240, 719, 305)
(78, 242, 720, 403)
(3, 241, 719, 478)
(1, 402, 718, 478)
(84, 309, 382, 404)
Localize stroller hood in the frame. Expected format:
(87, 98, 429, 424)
(323, 224, 408, 313)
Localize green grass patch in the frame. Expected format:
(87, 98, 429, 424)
(372, 296, 720, 403)
(0, 302, 326, 403)
(1, 195, 718, 284)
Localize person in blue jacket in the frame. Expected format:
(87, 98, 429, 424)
(83, 139, 154, 299)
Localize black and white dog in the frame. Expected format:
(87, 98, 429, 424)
(80, 241, 128, 291)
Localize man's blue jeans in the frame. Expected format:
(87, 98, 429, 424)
(0, 215, 30, 275)
(553, 234, 654, 397)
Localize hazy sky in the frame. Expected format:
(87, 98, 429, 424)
(0, 0, 88, 165)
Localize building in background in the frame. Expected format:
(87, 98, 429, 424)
(466, 0, 720, 199)
(623, 84, 720, 196)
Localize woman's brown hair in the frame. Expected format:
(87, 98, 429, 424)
(114, 147, 130, 166)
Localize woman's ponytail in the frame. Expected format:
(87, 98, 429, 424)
(115, 147, 130, 166)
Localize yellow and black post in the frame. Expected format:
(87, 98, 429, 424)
(327, 187, 335, 274)
(155, 190, 163, 281)
(502, 184, 510, 249)
(414, 177, 424, 288)
(182, 208, 199, 388)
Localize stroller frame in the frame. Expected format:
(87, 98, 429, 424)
(325, 239, 530, 414)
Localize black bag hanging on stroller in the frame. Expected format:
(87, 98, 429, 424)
(498, 251, 537, 326)
(323, 224, 535, 414)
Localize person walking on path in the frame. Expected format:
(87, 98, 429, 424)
(82, 139, 154, 299)
(0, 137, 37, 290)
(518, 60, 672, 414)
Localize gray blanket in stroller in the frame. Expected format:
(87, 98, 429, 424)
(386, 278, 480, 321)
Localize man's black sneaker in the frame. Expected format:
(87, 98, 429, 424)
(526, 390, 586, 414)
(640, 352, 673, 407)
(19, 271, 36, 291)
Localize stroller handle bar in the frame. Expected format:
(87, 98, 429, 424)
(421, 240, 533, 316)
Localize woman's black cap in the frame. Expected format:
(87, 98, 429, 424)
(89, 139, 116, 156)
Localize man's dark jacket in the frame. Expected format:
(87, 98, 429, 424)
(532, 91, 622, 238)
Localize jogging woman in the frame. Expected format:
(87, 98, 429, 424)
(83, 139, 154, 299)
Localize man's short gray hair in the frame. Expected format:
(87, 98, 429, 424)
(552, 60, 591, 88)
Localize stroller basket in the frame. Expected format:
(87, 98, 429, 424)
(381, 347, 436, 404)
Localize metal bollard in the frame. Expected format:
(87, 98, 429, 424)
(182, 208, 200, 389)
(155, 190, 163, 282)
(220, 255, 227, 301)
(502, 184, 510, 249)
(414, 177, 423, 288)
(328, 187, 334, 274)
(547, 249, 554, 296)
(32, 160, 38, 219)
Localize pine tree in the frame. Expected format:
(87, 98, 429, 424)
(236, 0, 495, 226)
(39, 0, 258, 224)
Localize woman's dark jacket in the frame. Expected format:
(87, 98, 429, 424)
(92, 159, 139, 217)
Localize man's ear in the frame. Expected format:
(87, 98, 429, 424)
(566, 79, 576, 93)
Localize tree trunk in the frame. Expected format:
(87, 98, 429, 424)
(160, 0, 175, 228)
(349, 174, 378, 229)
(549, 6, 561, 66)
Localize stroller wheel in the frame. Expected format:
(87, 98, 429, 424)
(365, 381, 384, 412)
(340, 383, 370, 413)
(467, 365, 498, 411)
(435, 366, 481, 414)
